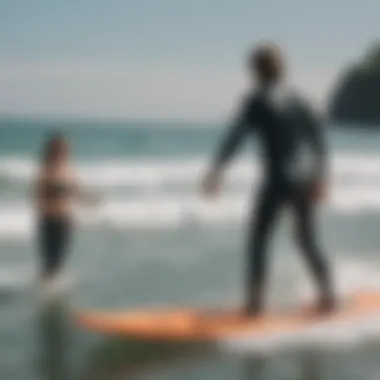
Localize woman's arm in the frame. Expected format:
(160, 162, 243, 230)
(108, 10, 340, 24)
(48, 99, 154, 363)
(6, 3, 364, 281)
(34, 173, 45, 210)
(70, 171, 100, 205)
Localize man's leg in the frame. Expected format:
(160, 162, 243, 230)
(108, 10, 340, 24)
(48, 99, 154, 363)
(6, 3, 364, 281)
(245, 183, 284, 316)
(291, 185, 335, 312)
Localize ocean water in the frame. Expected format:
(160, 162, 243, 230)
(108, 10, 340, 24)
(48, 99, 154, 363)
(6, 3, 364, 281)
(1, 119, 380, 379)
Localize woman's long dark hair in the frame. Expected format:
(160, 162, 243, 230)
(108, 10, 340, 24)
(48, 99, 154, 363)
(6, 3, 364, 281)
(41, 133, 66, 166)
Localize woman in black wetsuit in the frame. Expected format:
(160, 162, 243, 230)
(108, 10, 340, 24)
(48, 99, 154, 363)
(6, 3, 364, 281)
(35, 134, 89, 285)
(201, 43, 335, 316)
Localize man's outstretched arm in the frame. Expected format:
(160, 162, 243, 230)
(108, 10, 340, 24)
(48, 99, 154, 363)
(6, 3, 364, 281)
(202, 98, 252, 196)
(212, 115, 250, 171)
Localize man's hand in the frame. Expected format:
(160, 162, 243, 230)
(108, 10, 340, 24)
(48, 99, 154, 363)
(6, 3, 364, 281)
(200, 169, 223, 199)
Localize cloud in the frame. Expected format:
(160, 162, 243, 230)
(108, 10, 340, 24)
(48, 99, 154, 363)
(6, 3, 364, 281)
(0, 60, 337, 120)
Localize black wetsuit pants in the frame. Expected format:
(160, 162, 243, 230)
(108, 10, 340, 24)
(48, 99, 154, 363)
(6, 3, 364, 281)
(38, 216, 71, 277)
(246, 179, 333, 313)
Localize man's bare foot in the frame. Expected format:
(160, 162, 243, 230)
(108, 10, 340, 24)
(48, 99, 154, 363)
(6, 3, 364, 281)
(316, 296, 336, 315)
(243, 304, 263, 319)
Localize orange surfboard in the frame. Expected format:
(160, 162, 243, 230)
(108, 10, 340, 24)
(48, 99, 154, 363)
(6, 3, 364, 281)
(75, 290, 380, 342)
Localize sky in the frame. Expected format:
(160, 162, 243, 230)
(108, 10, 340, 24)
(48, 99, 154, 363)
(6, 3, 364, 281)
(0, 0, 379, 121)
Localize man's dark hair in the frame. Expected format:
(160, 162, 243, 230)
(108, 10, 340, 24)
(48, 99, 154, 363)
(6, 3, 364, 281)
(249, 43, 285, 83)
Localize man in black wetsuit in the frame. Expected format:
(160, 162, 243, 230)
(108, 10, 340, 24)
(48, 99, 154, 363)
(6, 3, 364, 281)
(202, 43, 335, 317)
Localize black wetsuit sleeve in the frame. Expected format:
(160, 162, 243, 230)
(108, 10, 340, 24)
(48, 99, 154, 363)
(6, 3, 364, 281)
(301, 103, 327, 181)
(212, 98, 253, 171)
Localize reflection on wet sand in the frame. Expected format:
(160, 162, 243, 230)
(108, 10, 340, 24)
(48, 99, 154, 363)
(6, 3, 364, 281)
(241, 355, 269, 380)
(31, 299, 335, 380)
(34, 300, 72, 380)
(81, 338, 326, 380)
(241, 350, 326, 380)
(299, 351, 324, 380)
(81, 337, 214, 380)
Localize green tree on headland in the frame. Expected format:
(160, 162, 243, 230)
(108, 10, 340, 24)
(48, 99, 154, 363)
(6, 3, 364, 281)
(329, 41, 380, 125)
(362, 43, 380, 70)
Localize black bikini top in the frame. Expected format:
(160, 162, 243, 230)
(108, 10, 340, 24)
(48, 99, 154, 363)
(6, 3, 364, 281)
(43, 181, 75, 199)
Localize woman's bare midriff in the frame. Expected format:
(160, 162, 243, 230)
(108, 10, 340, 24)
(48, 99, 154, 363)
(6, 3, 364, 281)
(39, 199, 73, 219)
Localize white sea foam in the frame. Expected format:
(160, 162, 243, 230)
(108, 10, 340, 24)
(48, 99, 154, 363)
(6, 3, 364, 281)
(0, 186, 378, 240)
(220, 313, 380, 354)
(0, 153, 380, 239)
(2, 154, 380, 188)
(221, 258, 380, 354)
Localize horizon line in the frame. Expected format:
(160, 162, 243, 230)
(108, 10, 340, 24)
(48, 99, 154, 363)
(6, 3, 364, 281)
(0, 113, 223, 127)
